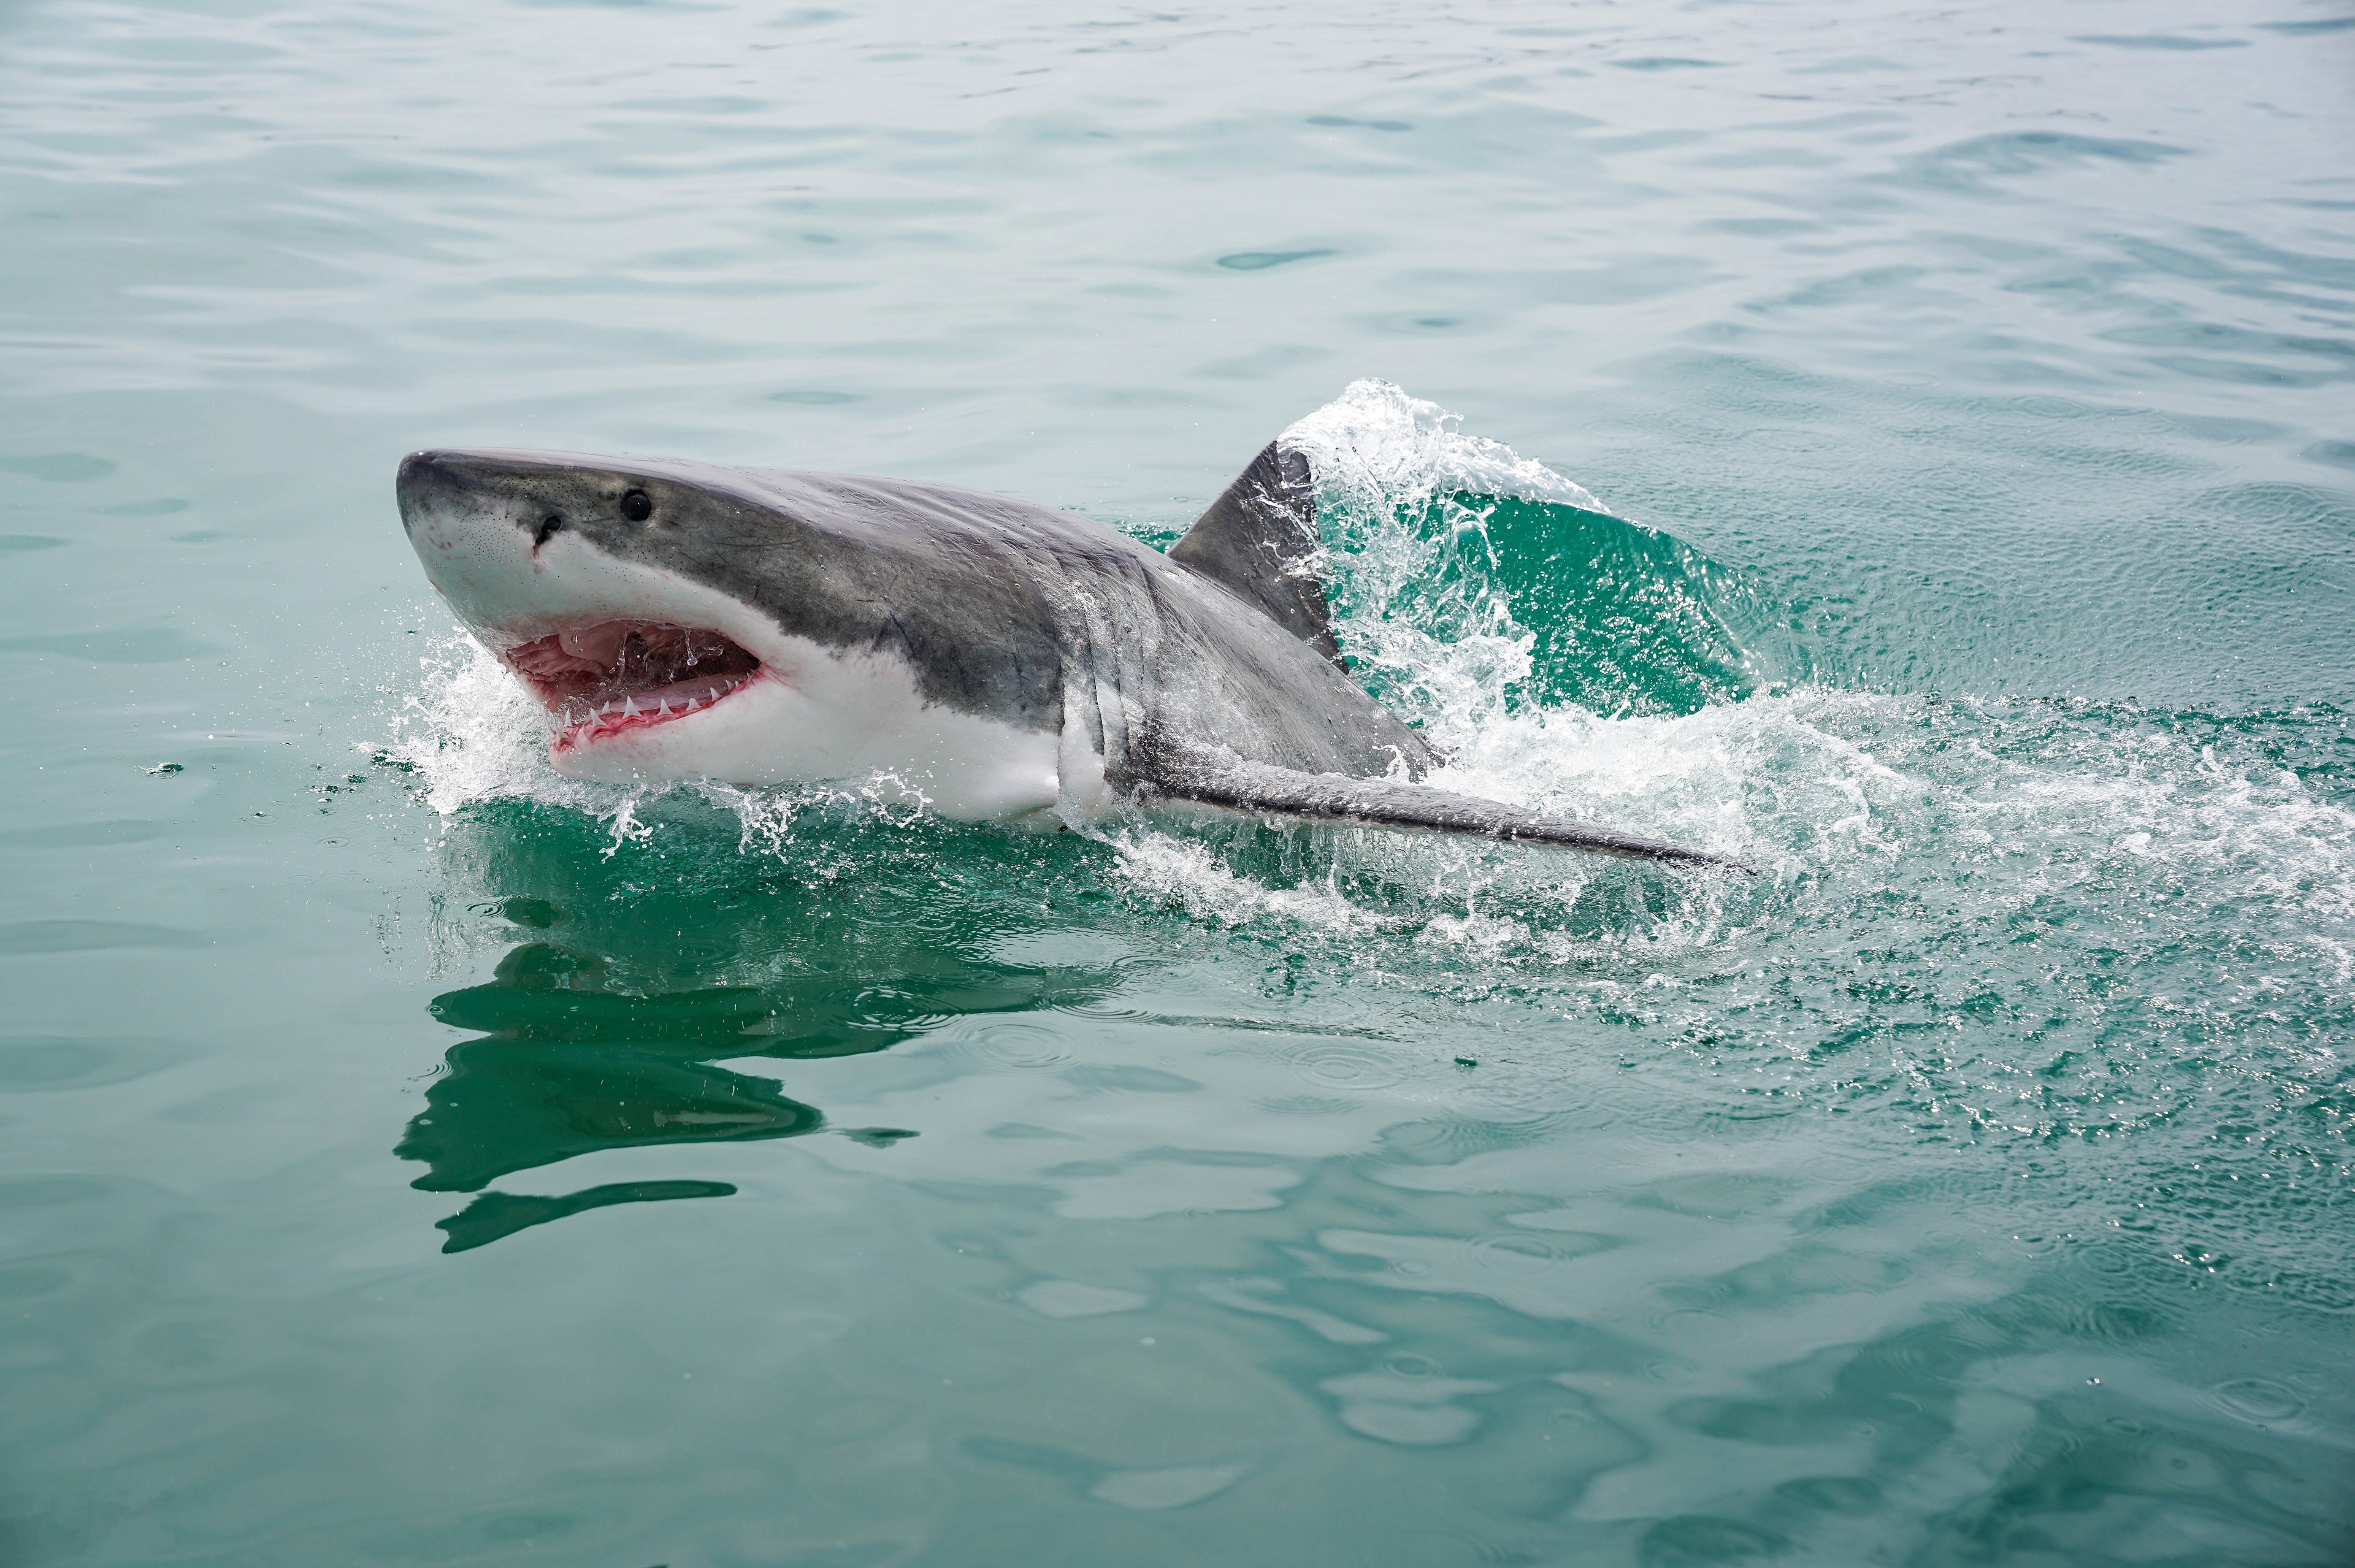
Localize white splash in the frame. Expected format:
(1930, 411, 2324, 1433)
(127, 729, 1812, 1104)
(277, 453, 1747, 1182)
(1109, 830, 1390, 935)
(389, 635, 606, 819)
(1282, 377, 1607, 520)
(1282, 380, 1566, 748)
(385, 381, 2355, 971)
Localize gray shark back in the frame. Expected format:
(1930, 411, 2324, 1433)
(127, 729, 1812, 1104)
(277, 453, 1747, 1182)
(671, 456, 1741, 870)
(615, 459, 1434, 789)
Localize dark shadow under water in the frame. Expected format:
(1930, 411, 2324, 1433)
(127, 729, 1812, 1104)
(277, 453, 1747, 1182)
(402, 799, 1122, 1251)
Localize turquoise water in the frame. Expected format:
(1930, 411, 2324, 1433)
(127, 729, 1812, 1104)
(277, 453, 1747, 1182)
(4, 0, 2353, 1561)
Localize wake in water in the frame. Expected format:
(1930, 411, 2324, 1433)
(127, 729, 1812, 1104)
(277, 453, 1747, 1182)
(389, 380, 2354, 1315)
(388, 380, 2352, 989)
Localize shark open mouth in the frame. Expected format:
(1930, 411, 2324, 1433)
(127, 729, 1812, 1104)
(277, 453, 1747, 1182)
(502, 621, 765, 752)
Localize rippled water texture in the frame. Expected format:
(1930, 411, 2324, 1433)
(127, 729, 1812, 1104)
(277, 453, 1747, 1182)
(4, 1, 2352, 1564)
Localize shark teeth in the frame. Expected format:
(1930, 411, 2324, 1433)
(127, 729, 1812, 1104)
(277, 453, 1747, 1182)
(554, 670, 756, 748)
(509, 621, 766, 748)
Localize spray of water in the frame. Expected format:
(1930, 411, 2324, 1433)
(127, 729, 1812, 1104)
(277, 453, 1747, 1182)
(387, 380, 2352, 985)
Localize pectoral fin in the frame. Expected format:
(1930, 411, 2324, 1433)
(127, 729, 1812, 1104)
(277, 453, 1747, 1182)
(1144, 749, 1750, 872)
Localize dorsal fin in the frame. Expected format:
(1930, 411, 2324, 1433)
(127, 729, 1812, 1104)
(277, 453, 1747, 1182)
(1167, 442, 1342, 667)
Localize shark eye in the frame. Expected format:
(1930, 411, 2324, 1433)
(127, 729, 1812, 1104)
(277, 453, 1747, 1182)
(619, 489, 654, 523)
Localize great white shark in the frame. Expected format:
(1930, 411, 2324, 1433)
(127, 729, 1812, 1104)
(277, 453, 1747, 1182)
(396, 440, 1742, 870)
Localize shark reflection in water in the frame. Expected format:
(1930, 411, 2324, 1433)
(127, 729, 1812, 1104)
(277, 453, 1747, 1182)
(400, 803, 1114, 1252)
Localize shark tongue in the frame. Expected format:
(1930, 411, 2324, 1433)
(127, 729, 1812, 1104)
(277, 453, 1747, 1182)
(556, 622, 629, 668)
(504, 621, 764, 735)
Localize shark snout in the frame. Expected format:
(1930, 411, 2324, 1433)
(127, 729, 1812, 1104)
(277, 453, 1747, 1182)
(397, 450, 470, 542)
(396, 449, 452, 489)
(396, 449, 515, 538)
(394, 449, 554, 638)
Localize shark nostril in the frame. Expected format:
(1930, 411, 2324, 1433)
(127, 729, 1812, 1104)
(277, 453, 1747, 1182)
(532, 514, 564, 548)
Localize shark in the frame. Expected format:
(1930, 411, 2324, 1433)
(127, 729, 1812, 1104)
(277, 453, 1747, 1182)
(395, 439, 1740, 870)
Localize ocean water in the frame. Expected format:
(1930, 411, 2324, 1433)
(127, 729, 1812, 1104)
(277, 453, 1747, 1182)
(2, 0, 2351, 1562)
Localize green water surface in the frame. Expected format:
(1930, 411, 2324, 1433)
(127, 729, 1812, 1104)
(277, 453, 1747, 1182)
(2, 1, 2351, 1564)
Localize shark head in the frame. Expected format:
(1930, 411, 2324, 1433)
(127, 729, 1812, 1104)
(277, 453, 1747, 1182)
(398, 448, 798, 782)
(394, 448, 1067, 814)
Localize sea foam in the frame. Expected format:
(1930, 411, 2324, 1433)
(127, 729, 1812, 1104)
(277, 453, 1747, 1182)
(389, 381, 2353, 979)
